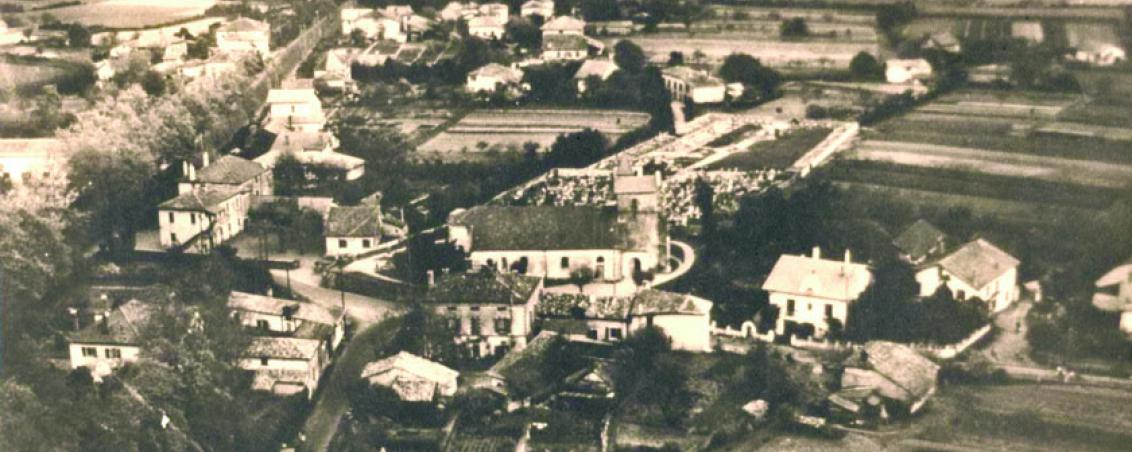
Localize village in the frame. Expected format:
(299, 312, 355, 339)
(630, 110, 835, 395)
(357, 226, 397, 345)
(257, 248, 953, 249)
(4, 0, 1132, 451)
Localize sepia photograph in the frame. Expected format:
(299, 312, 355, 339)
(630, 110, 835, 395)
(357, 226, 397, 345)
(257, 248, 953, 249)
(2, 0, 1132, 450)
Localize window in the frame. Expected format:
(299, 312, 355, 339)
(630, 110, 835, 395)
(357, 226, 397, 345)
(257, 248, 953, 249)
(824, 305, 833, 318)
(170, 233, 178, 244)
(608, 328, 623, 340)
(256, 319, 269, 330)
(260, 357, 269, 366)
(105, 348, 122, 359)
(494, 317, 511, 334)
(82, 347, 98, 357)
(586, 329, 599, 340)
(561, 257, 569, 269)
(338, 239, 347, 248)
(190, 213, 196, 225)
(470, 318, 482, 335)
(362, 239, 371, 248)
(786, 299, 795, 316)
(471, 306, 480, 311)
(168, 212, 174, 223)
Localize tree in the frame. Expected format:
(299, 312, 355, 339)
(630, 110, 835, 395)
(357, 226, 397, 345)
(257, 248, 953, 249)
(67, 145, 155, 255)
(668, 51, 684, 66)
(543, 128, 609, 168)
(849, 51, 884, 81)
(613, 40, 646, 74)
(452, 388, 505, 425)
(718, 53, 781, 98)
(141, 70, 167, 96)
(66, 23, 91, 47)
(349, 28, 367, 47)
(694, 177, 715, 242)
(779, 17, 809, 39)
(568, 266, 595, 290)
(611, 326, 671, 397)
(845, 257, 919, 342)
(651, 355, 693, 427)
(272, 152, 306, 195)
(505, 17, 541, 51)
(391, 303, 458, 364)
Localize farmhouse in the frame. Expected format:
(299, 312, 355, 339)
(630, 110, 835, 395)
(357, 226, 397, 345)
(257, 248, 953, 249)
(216, 17, 270, 58)
(893, 219, 949, 265)
(840, 341, 940, 416)
(468, 15, 506, 40)
(257, 130, 365, 181)
(158, 187, 250, 252)
(541, 16, 585, 38)
(521, 0, 554, 19)
(361, 352, 460, 402)
(1092, 261, 1132, 339)
(915, 239, 1019, 313)
(661, 66, 726, 104)
(325, 201, 384, 257)
(573, 59, 618, 93)
(177, 154, 272, 197)
(537, 289, 714, 352)
(179, 53, 241, 80)
(227, 291, 346, 351)
(264, 81, 327, 133)
(466, 63, 524, 93)
(242, 336, 329, 397)
(67, 299, 151, 379)
(763, 248, 872, 339)
(424, 270, 545, 358)
(440, 1, 480, 21)
(885, 58, 933, 85)
(541, 34, 589, 61)
(342, 7, 376, 35)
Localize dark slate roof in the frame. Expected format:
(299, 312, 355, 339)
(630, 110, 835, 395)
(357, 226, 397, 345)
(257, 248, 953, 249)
(893, 219, 948, 260)
(158, 187, 241, 213)
(326, 205, 382, 238)
(68, 300, 152, 345)
(424, 271, 542, 305)
(194, 155, 267, 185)
(453, 205, 659, 252)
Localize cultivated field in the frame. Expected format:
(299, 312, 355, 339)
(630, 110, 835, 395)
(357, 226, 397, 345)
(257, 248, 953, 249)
(0, 60, 68, 90)
(31, 0, 215, 29)
(417, 109, 650, 158)
(601, 34, 878, 70)
(902, 16, 1123, 50)
(706, 127, 833, 171)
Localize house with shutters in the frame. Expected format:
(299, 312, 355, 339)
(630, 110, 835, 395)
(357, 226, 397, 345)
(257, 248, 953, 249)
(177, 154, 272, 197)
(537, 289, 713, 352)
(915, 239, 1020, 313)
(762, 247, 873, 339)
(361, 351, 460, 402)
(158, 154, 268, 252)
(424, 270, 544, 358)
(466, 63, 525, 93)
(324, 201, 383, 257)
(67, 299, 151, 379)
(541, 16, 585, 38)
(541, 34, 589, 61)
(468, 15, 506, 40)
(241, 336, 329, 397)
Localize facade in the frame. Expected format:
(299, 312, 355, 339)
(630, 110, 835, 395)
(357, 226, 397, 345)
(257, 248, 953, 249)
(264, 81, 327, 133)
(466, 63, 524, 93)
(573, 59, 618, 93)
(67, 299, 150, 379)
(586, 21, 634, 36)
(468, 16, 506, 40)
(762, 248, 873, 338)
(478, 3, 510, 23)
(537, 289, 713, 352)
(241, 337, 328, 397)
(915, 239, 1019, 313)
(158, 188, 249, 252)
(521, 0, 554, 19)
(1092, 261, 1132, 338)
(425, 270, 545, 358)
(361, 351, 460, 401)
(661, 66, 726, 104)
(541, 16, 585, 37)
(256, 130, 365, 181)
(885, 58, 933, 84)
(216, 17, 270, 57)
(541, 34, 588, 61)
(228, 291, 346, 351)
(325, 202, 383, 257)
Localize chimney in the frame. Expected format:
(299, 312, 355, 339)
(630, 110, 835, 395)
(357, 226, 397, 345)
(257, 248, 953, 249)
(267, 286, 274, 297)
(812, 246, 821, 260)
(202, 151, 211, 168)
(427, 269, 435, 287)
(187, 162, 196, 181)
(844, 249, 852, 265)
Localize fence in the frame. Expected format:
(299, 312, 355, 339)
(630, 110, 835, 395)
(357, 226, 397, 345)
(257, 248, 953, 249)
(711, 321, 992, 360)
(791, 121, 859, 177)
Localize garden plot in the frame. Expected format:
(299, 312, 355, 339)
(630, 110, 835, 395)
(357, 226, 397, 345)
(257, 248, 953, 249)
(417, 109, 650, 156)
(705, 127, 833, 171)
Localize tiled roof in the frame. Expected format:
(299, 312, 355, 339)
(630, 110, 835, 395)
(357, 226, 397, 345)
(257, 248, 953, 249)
(424, 270, 542, 305)
(541, 16, 585, 32)
(194, 155, 267, 185)
(220, 17, 269, 32)
(452, 205, 659, 252)
(762, 251, 872, 302)
(68, 300, 152, 345)
(469, 15, 505, 28)
(662, 66, 724, 87)
(538, 289, 709, 320)
(893, 219, 948, 261)
(573, 59, 618, 80)
(470, 63, 523, 83)
(227, 291, 342, 325)
(251, 368, 309, 391)
(542, 34, 588, 51)
(158, 187, 241, 213)
(361, 351, 459, 386)
(269, 131, 333, 153)
(326, 204, 382, 237)
(246, 337, 322, 360)
(488, 330, 560, 394)
(937, 239, 1019, 290)
(852, 341, 940, 401)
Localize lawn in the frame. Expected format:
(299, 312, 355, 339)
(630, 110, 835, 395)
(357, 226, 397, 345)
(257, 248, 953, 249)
(705, 127, 832, 171)
(417, 108, 650, 157)
(34, 0, 215, 29)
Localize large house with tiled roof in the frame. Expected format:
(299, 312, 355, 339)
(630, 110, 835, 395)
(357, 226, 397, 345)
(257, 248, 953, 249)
(763, 247, 873, 339)
(537, 289, 713, 352)
(255, 130, 365, 181)
(264, 81, 327, 133)
(424, 270, 545, 358)
(541, 16, 585, 37)
(361, 351, 460, 402)
(216, 17, 270, 57)
(241, 336, 328, 397)
(325, 201, 383, 257)
(67, 299, 152, 379)
(177, 154, 272, 196)
(542, 34, 589, 61)
(466, 63, 524, 94)
(915, 238, 1019, 313)
(228, 291, 346, 350)
(158, 187, 249, 252)
(839, 341, 940, 417)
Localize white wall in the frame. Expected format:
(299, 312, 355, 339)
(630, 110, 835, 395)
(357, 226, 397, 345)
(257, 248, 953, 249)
(690, 85, 726, 104)
(241, 356, 320, 393)
(917, 265, 1018, 313)
(325, 236, 379, 257)
(69, 343, 141, 377)
(769, 292, 850, 338)
(158, 192, 250, 250)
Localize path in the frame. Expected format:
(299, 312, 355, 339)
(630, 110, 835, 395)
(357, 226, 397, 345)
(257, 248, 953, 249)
(272, 270, 404, 326)
(983, 299, 1034, 366)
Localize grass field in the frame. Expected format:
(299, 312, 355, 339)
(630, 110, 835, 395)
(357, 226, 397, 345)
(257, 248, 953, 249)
(417, 108, 650, 157)
(33, 0, 215, 29)
(706, 127, 832, 171)
(602, 34, 878, 70)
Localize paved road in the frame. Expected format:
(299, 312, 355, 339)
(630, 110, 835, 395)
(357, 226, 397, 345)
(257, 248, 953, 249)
(271, 270, 405, 326)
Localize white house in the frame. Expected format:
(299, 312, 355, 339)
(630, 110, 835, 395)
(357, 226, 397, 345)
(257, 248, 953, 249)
(342, 7, 376, 36)
(466, 63, 524, 93)
(425, 270, 545, 358)
(440, 1, 480, 21)
(885, 58, 933, 84)
(573, 59, 618, 93)
(521, 0, 554, 19)
(158, 188, 250, 252)
(1093, 261, 1132, 338)
(255, 130, 366, 181)
(242, 337, 328, 397)
(541, 34, 588, 61)
(361, 351, 460, 402)
(541, 15, 585, 38)
(915, 239, 1020, 313)
(216, 17, 270, 58)
(661, 66, 726, 104)
(762, 248, 873, 339)
(94, 59, 116, 81)
(468, 16, 506, 40)
(478, 3, 510, 23)
(538, 289, 713, 352)
(67, 299, 150, 379)
(264, 81, 326, 133)
(325, 202, 383, 257)
(228, 291, 346, 351)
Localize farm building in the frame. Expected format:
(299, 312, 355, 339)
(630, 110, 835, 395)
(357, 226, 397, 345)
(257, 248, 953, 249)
(542, 34, 589, 61)
(67, 299, 150, 379)
(423, 270, 545, 358)
(324, 201, 384, 257)
(157, 187, 250, 252)
(885, 58, 933, 84)
(839, 341, 940, 417)
(537, 289, 714, 352)
(661, 66, 725, 104)
(763, 247, 872, 339)
(216, 17, 270, 58)
(466, 63, 524, 93)
(1093, 261, 1132, 339)
(893, 219, 949, 265)
(573, 59, 618, 93)
(177, 154, 272, 198)
(361, 352, 460, 402)
(915, 239, 1020, 313)
(521, 0, 554, 19)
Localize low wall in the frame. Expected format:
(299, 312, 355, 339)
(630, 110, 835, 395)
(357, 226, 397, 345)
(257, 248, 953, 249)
(711, 321, 992, 360)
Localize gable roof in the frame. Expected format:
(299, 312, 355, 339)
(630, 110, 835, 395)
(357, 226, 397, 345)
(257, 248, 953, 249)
(159, 187, 241, 213)
(68, 299, 152, 345)
(246, 336, 322, 360)
(887, 58, 932, 73)
(573, 59, 618, 80)
(326, 204, 383, 238)
(937, 239, 1019, 290)
(542, 34, 588, 51)
(424, 270, 542, 305)
(542, 16, 585, 32)
(266, 87, 320, 105)
(1096, 262, 1132, 289)
(488, 330, 564, 397)
(893, 219, 948, 261)
(194, 155, 267, 185)
(469, 63, 523, 83)
(762, 251, 872, 302)
(851, 341, 940, 401)
(452, 205, 659, 252)
(220, 17, 269, 33)
(361, 351, 459, 384)
(227, 291, 342, 325)
(468, 15, 505, 28)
